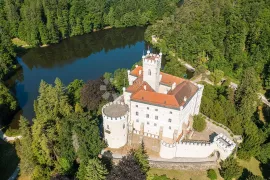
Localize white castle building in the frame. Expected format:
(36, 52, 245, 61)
(102, 50, 235, 160)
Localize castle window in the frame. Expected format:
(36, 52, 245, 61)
(146, 114, 149, 118)
(170, 111, 172, 114)
(169, 126, 171, 130)
(155, 109, 158, 111)
(136, 119, 139, 123)
(148, 69, 151, 76)
(107, 125, 109, 129)
(123, 124, 125, 129)
(136, 112, 139, 116)
(168, 119, 172, 123)
(155, 116, 158, 120)
(154, 123, 157, 126)
(136, 105, 138, 107)
(147, 121, 149, 125)
(147, 107, 149, 110)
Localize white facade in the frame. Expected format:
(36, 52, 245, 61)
(102, 51, 235, 160)
(159, 133, 235, 160)
(142, 51, 162, 91)
(102, 102, 128, 148)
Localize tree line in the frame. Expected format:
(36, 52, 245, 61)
(0, 0, 177, 46)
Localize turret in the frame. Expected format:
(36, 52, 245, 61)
(142, 50, 162, 91)
(102, 102, 129, 148)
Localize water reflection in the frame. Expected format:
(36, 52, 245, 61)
(9, 27, 146, 121)
(22, 27, 146, 69)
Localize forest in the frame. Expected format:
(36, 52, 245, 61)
(0, 0, 176, 46)
(145, 0, 270, 91)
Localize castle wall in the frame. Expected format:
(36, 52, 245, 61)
(193, 84, 204, 115)
(102, 102, 128, 148)
(160, 133, 236, 160)
(130, 101, 181, 138)
(160, 141, 214, 159)
(130, 86, 202, 140)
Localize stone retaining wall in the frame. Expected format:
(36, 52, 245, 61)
(112, 158, 218, 170)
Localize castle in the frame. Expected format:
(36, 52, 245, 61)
(102, 50, 235, 160)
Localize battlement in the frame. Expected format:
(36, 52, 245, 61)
(143, 53, 162, 64)
(179, 141, 211, 146)
(102, 101, 128, 121)
(214, 133, 236, 152)
(161, 139, 211, 149)
(161, 140, 177, 148)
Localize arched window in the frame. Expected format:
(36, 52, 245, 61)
(148, 69, 151, 76)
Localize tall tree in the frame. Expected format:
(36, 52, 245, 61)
(107, 154, 146, 180)
(0, 82, 18, 126)
(16, 116, 35, 176)
(235, 67, 260, 121)
(220, 157, 243, 180)
(77, 158, 108, 180)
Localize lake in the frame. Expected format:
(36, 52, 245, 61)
(7, 27, 147, 123)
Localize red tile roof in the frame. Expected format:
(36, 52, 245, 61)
(130, 66, 142, 76)
(128, 66, 199, 109)
(131, 90, 180, 109)
(130, 66, 185, 86)
(126, 75, 154, 93)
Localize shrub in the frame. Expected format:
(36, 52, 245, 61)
(193, 115, 206, 132)
(207, 169, 217, 180)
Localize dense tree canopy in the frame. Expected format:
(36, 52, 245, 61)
(0, 0, 177, 46)
(16, 78, 105, 179)
(220, 157, 243, 180)
(146, 0, 270, 88)
(0, 82, 18, 126)
(107, 154, 146, 180)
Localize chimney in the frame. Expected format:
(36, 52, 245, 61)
(144, 85, 146, 90)
(139, 70, 142, 75)
(172, 82, 176, 90)
(164, 89, 168, 94)
(184, 96, 187, 102)
(123, 87, 126, 92)
(127, 70, 130, 75)
(135, 65, 138, 68)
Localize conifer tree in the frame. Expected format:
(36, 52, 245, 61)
(132, 142, 150, 173)
(16, 116, 35, 176)
(84, 158, 108, 180)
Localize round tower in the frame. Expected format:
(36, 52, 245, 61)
(102, 102, 129, 148)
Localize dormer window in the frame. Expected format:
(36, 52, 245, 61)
(148, 69, 151, 76)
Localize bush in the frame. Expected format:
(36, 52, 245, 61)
(193, 115, 206, 132)
(207, 169, 217, 180)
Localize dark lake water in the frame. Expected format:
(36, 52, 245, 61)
(7, 27, 147, 123)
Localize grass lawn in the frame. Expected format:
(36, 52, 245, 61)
(237, 157, 262, 177)
(148, 168, 223, 180)
(0, 139, 19, 180)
